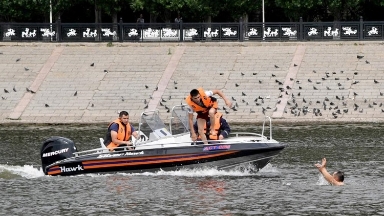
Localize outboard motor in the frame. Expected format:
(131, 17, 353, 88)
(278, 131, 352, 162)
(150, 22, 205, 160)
(40, 136, 77, 174)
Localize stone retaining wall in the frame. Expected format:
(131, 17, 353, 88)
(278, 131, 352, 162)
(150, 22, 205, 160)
(0, 41, 383, 124)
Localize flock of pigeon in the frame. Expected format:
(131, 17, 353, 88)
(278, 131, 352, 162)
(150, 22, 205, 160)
(281, 55, 383, 118)
(228, 55, 383, 119)
(1, 50, 383, 121)
(1, 57, 35, 101)
(1, 58, 93, 108)
(146, 54, 383, 120)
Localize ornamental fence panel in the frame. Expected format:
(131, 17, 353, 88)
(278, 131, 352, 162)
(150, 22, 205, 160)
(1, 23, 57, 42)
(1, 17, 384, 42)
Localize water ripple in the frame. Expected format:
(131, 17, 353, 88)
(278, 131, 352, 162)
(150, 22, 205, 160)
(0, 124, 384, 215)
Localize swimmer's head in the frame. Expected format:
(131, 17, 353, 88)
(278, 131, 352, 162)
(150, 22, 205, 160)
(332, 171, 344, 182)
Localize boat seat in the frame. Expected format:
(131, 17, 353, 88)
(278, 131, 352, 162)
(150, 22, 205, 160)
(99, 138, 108, 149)
(132, 131, 149, 145)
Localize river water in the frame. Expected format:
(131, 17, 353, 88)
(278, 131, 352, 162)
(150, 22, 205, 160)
(0, 123, 383, 215)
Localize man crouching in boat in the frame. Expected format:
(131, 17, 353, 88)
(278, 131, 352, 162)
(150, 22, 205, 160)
(186, 88, 232, 144)
(193, 112, 231, 143)
(104, 111, 140, 151)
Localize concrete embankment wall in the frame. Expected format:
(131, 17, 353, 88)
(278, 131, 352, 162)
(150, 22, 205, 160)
(0, 41, 383, 124)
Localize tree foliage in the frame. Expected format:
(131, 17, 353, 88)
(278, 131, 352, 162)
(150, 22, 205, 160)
(224, 0, 262, 21)
(0, 0, 383, 23)
(0, 0, 78, 22)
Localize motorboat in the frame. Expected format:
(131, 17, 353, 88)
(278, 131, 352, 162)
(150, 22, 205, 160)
(40, 105, 285, 176)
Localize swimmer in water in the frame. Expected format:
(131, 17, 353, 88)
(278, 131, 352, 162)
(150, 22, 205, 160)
(315, 158, 344, 186)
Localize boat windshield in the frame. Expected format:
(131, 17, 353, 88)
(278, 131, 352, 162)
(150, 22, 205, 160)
(140, 111, 167, 132)
(138, 105, 191, 137)
(170, 104, 191, 134)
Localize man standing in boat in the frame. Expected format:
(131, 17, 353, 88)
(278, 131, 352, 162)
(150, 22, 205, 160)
(193, 111, 231, 141)
(104, 111, 140, 151)
(186, 88, 232, 144)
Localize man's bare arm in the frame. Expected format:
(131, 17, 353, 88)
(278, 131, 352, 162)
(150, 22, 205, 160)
(188, 113, 198, 141)
(211, 89, 232, 107)
(111, 131, 130, 145)
(188, 113, 195, 134)
(132, 131, 139, 139)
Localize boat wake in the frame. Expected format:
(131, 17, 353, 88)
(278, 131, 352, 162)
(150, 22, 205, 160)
(0, 163, 280, 179)
(0, 164, 44, 179)
(97, 163, 280, 177)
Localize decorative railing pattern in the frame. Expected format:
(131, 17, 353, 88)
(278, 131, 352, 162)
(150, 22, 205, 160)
(1, 17, 383, 42)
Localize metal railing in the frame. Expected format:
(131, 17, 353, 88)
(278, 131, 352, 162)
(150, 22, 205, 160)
(1, 17, 383, 42)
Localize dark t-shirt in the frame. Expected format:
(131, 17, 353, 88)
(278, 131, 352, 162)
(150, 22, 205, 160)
(104, 123, 136, 145)
(109, 122, 136, 133)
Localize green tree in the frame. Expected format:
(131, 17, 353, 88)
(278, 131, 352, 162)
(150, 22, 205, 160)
(130, 0, 186, 22)
(224, 0, 262, 22)
(0, 0, 79, 22)
(50, 0, 79, 21)
(275, 0, 321, 21)
(90, 0, 131, 23)
(275, 0, 363, 21)
(0, 0, 46, 22)
(130, 0, 225, 22)
(323, 0, 361, 21)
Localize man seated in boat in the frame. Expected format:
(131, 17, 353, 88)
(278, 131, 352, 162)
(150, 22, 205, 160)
(186, 88, 232, 144)
(315, 158, 344, 186)
(192, 112, 231, 144)
(104, 111, 140, 151)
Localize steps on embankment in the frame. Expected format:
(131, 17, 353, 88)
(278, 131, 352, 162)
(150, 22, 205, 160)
(0, 41, 383, 124)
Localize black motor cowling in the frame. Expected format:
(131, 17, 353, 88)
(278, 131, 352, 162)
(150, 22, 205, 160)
(41, 136, 77, 174)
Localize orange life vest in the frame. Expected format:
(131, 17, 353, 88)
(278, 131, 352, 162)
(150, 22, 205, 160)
(106, 119, 132, 150)
(198, 112, 223, 140)
(185, 88, 218, 113)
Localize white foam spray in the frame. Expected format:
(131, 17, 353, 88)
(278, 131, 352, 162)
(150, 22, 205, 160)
(0, 164, 44, 179)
